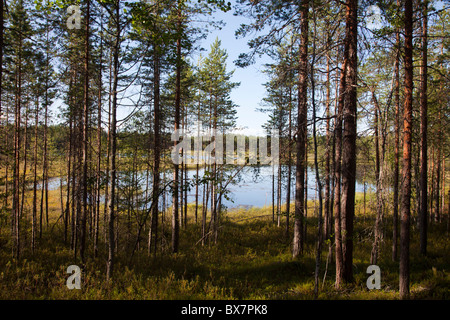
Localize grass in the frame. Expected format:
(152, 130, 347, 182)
(0, 190, 449, 300)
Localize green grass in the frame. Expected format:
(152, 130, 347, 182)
(0, 196, 449, 300)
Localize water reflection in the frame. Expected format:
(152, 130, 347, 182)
(39, 165, 373, 209)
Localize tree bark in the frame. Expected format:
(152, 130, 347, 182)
(149, 30, 161, 256)
(400, 0, 413, 299)
(340, 0, 358, 284)
(107, 0, 120, 280)
(324, 41, 331, 242)
(392, 21, 400, 262)
(371, 94, 382, 265)
(419, 0, 428, 256)
(286, 84, 292, 239)
(94, 8, 103, 258)
(80, 0, 91, 266)
(293, 0, 309, 259)
(172, 0, 182, 253)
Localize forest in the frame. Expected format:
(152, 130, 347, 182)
(0, 0, 449, 301)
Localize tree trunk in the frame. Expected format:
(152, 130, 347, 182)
(293, 0, 309, 259)
(80, 0, 91, 265)
(107, 0, 120, 280)
(0, 0, 3, 120)
(435, 147, 440, 223)
(324, 43, 331, 242)
(286, 85, 292, 239)
(310, 10, 324, 297)
(340, 0, 358, 284)
(172, 0, 182, 253)
(419, 0, 428, 256)
(371, 96, 382, 265)
(94, 9, 103, 258)
(334, 61, 346, 289)
(13, 41, 23, 259)
(392, 20, 400, 261)
(149, 33, 161, 256)
(400, 0, 413, 299)
(32, 98, 39, 254)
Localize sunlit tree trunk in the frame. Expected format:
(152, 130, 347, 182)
(392, 18, 400, 261)
(340, 0, 358, 284)
(400, 0, 413, 299)
(293, 0, 309, 259)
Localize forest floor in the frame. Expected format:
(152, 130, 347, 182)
(0, 194, 449, 300)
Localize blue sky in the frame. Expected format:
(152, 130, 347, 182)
(197, 3, 273, 136)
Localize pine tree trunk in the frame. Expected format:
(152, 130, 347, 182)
(13, 42, 23, 259)
(94, 10, 103, 258)
(172, 0, 182, 253)
(0, 0, 3, 120)
(293, 0, 309, 259)
(334, 61, 345, 289)
(107, 0, 120, 280)
(340, 0, 358, 284)
(324, 45, 331, 242)
(150, 34, 161, 256)
(400, 0, 413, 299)
(80, 0, 91, 265)
(286, 85, 292, 239)
(393, 21, 400, 261)
(419, 0, 428, 256)
(32, 98, 39, 253)
(371, 96, 382, 265)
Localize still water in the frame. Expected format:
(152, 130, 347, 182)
(40, 165, 371, 209)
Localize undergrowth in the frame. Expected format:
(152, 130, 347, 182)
(0, 202, 448, 300)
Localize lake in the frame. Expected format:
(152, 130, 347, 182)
(40, 165, 372, 209)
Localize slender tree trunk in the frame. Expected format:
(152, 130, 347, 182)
(293, 0, 309, 259)
(371, 97, 382, 265)
(13, 42, 23, 259)
(20, 103, 28, 221)
(0, 0, 3, 235)
(334, 61, 346, 289)
(304, 138, 308, 243)
(435, 147, 440, 223)
(65, 114, 73, 245)
(149, 32, 161, 256)
(202, 176, 208, 246)
(400, 0, 413, 299)
(94, 11, 103, 259)
(172, 0, 182, 253)
(80, 0, 91, 265)
(104, 48, 113, 246)
(310, 12, 324, 297)
(0, 0, 3, 121)
(419, 0, 428, 256)
(107, 0, 120, 280)
(324, 44, 331, 242)
(32, 98, 39, 253)
(340, 0, 358, 284)
(393, 22, 400, 261)
(277, 155, 282, 227)
(286, 85, 292, 239)
(272, 163, 275, 223)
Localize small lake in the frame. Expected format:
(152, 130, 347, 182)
(41, 165, 373, 209)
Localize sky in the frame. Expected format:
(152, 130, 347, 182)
(197, 2, 273, 137)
